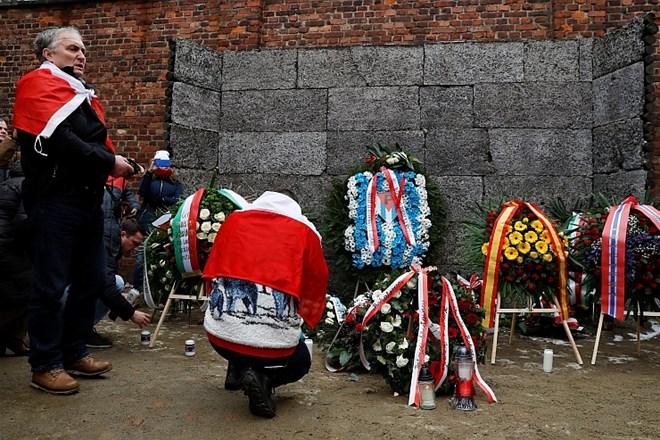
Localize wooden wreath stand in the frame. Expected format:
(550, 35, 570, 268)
(590, 302, 660, 365)
(149, 280, 206, 348)
(490, 292, 583, 365)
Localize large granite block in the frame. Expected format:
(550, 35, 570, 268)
(217, 132, 326, 175)
(592, 18, 645, 78)
(593, 118, 644, 173)
(474, 82, 592, 128)
(484, 175, 592, 208)
(326, 130, 425, 176)
(218, 174, 333, 223)
(592, 62, 644, 127)
(425, 129, 493, 176)
(579, 39, 593, 81)
(593, 170, 648, 200)
(420, 86, 474, 129)
(327, 87, 419, 131)
(424, 42, 524, 85)
(298, 46, 423, 88)
(173, 39, 223, 91)
(222, 49, 297, 91)
(170, 82, 221, 131)
(431, 176, 484, 223)
(489, 129, 592, 176)
(169, 124, 219, 169)
(524, 40, 580, 82)
(221, 89, 327, 132)
(434, 221, 473, 270)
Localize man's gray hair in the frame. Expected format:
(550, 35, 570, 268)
(33, 27, 81, 62)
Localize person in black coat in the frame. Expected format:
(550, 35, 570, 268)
(0, 161, 31, 356)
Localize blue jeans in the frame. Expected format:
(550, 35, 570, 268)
(209, 338, 311, 388)
(26, 193, 107, 372)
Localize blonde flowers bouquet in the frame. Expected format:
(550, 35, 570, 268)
(464, 200, 571, 326)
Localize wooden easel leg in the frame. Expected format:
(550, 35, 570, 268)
(149, 283, 177, 348)
(552, 295, 583, 365)
(508, 313, 517, 344)
(590, 312, 605, 365)
(490, 294, 501, 365)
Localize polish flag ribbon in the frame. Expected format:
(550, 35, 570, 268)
(365, 167, 415, 253)
(435, 277, 497, 403)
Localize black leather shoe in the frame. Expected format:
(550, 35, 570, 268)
(224, 362, 241, 391)
(240, 368, 276, 418)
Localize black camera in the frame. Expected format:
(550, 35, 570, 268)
(126, 157, 142, 176)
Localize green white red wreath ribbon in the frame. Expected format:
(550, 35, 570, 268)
(172, 188, 205, 277)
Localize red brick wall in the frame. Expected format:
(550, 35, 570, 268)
(0, 0, 657, 198)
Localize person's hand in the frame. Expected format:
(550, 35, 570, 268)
(130, 310, 152, 328)
(111, 155, 137, 178)
(148, 159, 156, 173)
(126, 207, 138, 218)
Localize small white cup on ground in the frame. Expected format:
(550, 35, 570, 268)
(543, 349, 553, 372)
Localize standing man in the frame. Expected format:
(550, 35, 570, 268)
(13, 27, 136, 395)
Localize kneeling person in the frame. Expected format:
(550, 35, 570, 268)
(202, 191, 328, 418)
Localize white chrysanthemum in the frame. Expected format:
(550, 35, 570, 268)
(207, 232, 217, 243)
(199, 208, 210, 220)
(214, 212, 225, 222)
(398, 338, 409, 349)
(372, 339, 382, 352)
(371, 289, 384, 302)
(327, 311, 335, 320)
(406, 278, 418, 290)
(385, 341, 396, 354)
(326, 302, 333, 309)
(212, 222, 221, 232)
(159, 260, 166, 267)
(325, 318, 334, 325)
(201, 222, 212, 233)
(392, 315, 402, 327)
(197, 232, 207, 240)
(380, 303, 391, 314)
(395, 355, 409, 368)
(380, 321, 394, 333)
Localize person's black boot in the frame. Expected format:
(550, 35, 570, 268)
(224, 362, 241, 391)
(239, 368, 276, 418)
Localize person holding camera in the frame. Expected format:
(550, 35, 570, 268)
(133, 150, 184, 290)
(12, 27, 138, 395)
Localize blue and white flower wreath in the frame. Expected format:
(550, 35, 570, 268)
(345, 167, 431, 269)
